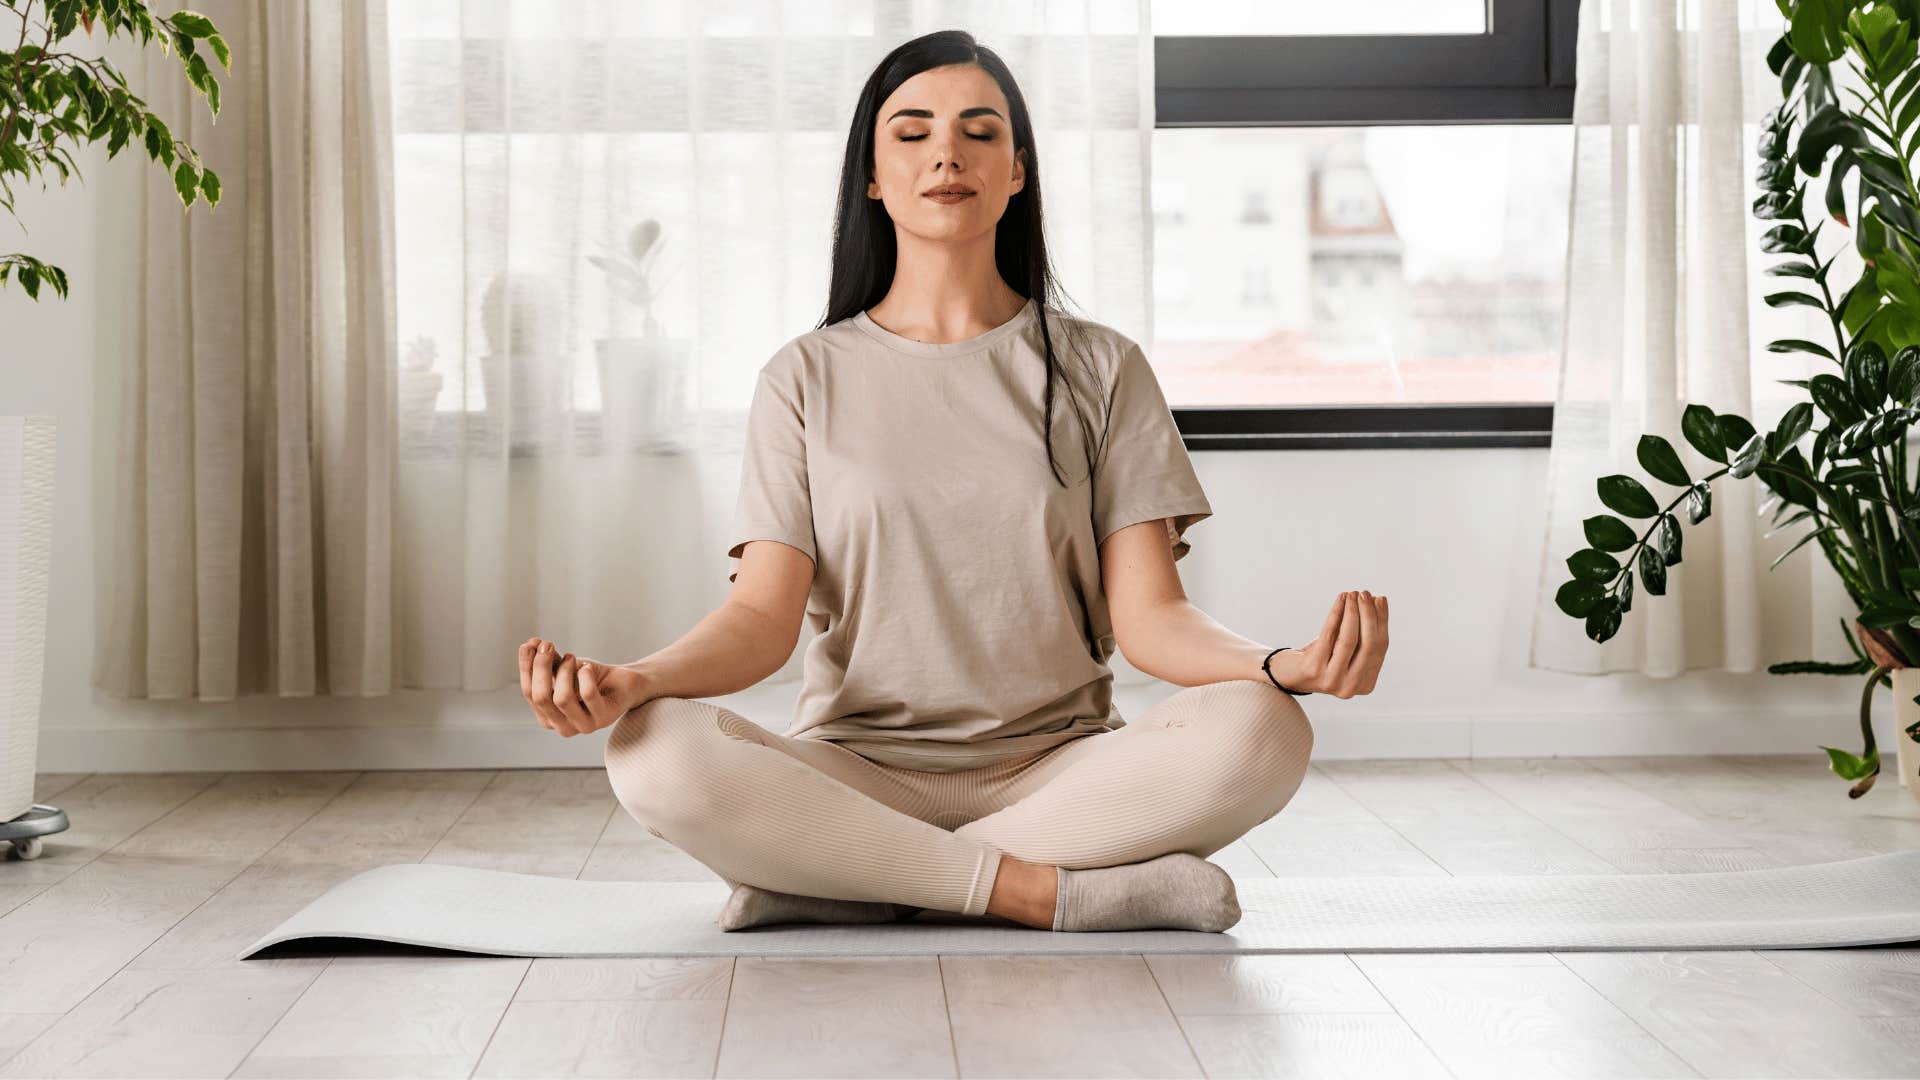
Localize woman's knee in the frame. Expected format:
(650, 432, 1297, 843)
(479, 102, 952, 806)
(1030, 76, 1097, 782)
(602, 696, 733, 827)
(1201, 680, 1315, 788)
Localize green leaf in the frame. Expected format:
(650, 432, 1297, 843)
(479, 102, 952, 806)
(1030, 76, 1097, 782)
(173, 161, 198, 209)
(1768, 401, 1814, 458)
(1809, 372, 1863, 424)
(1568, 548, 1622, 583)
(1770, 524, 1833, 571)
(1653, 513, 1683, 566)
(1684, 481, 1711, 524)
(1820, 745, 1876, 781)
(1681, 404, 1727, 463)
(199, 168, 221, 206)
(144, 115, 175, 166)
(1768, 338, 1837, 361)
(1583, 514, 1638, 552)
(1556, 579, 1606, 618)
(1765, 508, 1817, 537)
(1765, 290, 1827, 309)
(1637, 544, 1668, 596)
(1889, 345, 1920, 402)
(18, 265, 40, 300)
(1859, 601, 1920, 628)
(1847, 339, 1889, 407)
(168, 11, 217, 37)
(208, 34, 232, 71)
(1598, 474, 1660, 519)
(1762, 223, 1811, 252)
(1637, 434, 1691, 486)
(1585, 596, 1623, 642)
(1717, 413, 1759, 457)
(1827, 463, 1881, 486)
(1729, 432, 1766, 478)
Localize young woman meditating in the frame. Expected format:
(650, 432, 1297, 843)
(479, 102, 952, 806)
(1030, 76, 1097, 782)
(519, 29, 1390, 934)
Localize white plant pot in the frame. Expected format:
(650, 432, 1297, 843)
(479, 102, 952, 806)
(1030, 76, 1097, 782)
(1890, 667, 1920, 803)
(1, 416, 55, 823)
(478, 351, 567, 456)
(595, 336, 690, 455)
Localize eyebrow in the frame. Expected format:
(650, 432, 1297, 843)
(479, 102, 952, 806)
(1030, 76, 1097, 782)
(885, 106, 1005, 123)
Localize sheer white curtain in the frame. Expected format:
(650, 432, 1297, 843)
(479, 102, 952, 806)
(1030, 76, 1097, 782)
(388, 2, 1156, 692)
(1528, 0, 1858, 676)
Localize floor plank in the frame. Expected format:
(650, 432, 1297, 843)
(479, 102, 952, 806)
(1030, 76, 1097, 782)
(1556, 949, 1920, 1077)
(230, 955, 529, 1078)
(715, 957, 955, 1078)
(942, 955, 1203, 1077)
(474, 958, 732, 1079)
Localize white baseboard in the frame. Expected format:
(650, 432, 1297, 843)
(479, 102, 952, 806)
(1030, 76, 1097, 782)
(33, 681, 1868, 772)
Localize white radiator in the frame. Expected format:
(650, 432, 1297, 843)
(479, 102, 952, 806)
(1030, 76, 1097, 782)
(1, 416, 54, 823)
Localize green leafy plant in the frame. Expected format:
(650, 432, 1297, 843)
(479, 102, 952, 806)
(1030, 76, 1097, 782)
(1, 0, 228, 300)
(1553, 0, 1920, 797)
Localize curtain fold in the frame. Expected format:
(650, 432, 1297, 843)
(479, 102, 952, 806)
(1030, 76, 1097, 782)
(96, 1, 1155, 700)
(95, 0, 397, 699)
(1527, 0, 1859, 676)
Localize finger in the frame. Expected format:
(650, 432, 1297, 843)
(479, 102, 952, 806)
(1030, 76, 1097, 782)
(530, 642, 562, 730)
(552, 654, 589, 735)
(1329, 591, 1361, 694)
(1310, 592, 1344, 657)
(1350, 591, 1379, 695)
(577, 660, 619, 730)
(518, 638, 538, 705)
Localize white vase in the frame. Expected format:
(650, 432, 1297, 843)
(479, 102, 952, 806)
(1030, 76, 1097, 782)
(0, 416, 55, 824)
(595, 335, 690, 455)
(1890, 667, 1920, 803)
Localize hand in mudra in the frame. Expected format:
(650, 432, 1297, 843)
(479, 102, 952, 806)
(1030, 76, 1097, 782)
(1279, 590, 1388, 699)
(519, 637, 643, 737)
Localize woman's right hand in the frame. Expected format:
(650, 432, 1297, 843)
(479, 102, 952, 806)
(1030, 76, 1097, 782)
(519, 637, 646, 737)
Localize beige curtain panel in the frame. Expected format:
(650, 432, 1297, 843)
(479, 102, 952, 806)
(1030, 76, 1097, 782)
(94, 0, 397, 700)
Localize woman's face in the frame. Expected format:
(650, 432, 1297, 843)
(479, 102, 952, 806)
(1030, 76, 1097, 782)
(867, 63, 1025, 243)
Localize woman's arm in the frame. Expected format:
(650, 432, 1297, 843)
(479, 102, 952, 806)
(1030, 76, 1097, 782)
(620, 538, 814, 702)
(1101, 518, 1387, 696)
(1100, 518, 1271, 687)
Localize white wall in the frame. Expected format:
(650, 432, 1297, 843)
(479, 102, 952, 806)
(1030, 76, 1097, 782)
(0, 148, 1879, 775)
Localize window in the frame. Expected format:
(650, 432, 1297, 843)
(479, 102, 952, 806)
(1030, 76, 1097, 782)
(1153, 0, 1577, 449)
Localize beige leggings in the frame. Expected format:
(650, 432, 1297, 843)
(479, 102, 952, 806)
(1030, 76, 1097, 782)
(602, 679, 1314, 916)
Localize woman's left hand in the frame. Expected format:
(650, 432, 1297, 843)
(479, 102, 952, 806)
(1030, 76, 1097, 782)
(1273, 590, 1388, 699)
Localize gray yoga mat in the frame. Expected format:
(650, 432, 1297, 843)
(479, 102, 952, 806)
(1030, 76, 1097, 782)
(236, 850, 1920, 958)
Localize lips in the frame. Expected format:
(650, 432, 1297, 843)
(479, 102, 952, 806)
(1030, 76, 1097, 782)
(924, 189, 975, 203)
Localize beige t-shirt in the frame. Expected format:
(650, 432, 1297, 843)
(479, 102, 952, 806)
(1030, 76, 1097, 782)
(724, 297, 1213, 772)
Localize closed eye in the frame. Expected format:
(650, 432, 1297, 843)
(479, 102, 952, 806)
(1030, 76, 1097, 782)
(899, 133, 996, 142)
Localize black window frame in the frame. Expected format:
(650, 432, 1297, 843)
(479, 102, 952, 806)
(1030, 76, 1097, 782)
(1155, 0, 1578, 450)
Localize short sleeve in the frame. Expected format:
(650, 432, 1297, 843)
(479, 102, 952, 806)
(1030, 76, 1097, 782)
(1091, 341, 1213, 561)
(726, 356, 817, 584)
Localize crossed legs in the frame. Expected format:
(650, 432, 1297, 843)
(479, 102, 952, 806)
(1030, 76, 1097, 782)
(601, 679, 1314, 921)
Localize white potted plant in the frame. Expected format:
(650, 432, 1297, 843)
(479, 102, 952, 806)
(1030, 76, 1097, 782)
(1548, 2, 1920, 802)
(1, 1, 231, 856)
(590, 219, 690, 455)
(478, 270, 566, 457)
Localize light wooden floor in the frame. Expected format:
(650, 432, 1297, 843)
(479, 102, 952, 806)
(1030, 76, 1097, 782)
(2, 754, 1919, 1078)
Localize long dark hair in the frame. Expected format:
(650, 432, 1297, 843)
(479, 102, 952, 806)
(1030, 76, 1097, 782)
(820, 29, 1103, 489)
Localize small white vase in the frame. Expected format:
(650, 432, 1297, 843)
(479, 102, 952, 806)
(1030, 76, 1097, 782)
(1890, 667, 1920, 803)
